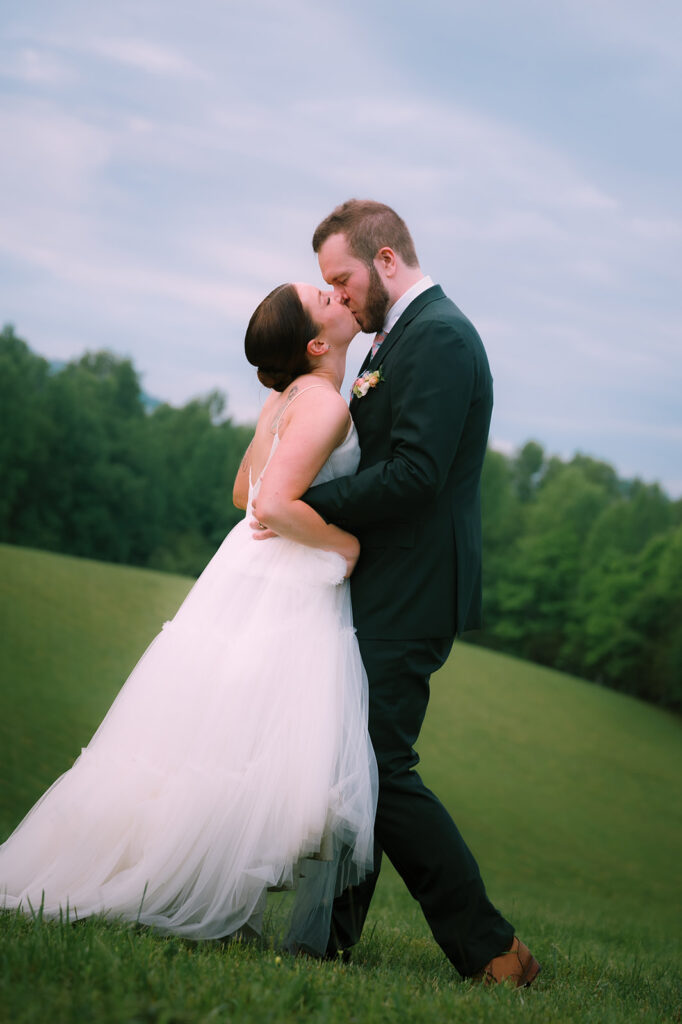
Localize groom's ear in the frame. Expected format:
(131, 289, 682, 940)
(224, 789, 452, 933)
(307, 337, 329, 357)
(374, 246, 397, 278)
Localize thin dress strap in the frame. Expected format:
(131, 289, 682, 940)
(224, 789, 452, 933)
(283, 384, 327, 408)
(287, 384, 354, 441)
(270, 384, 328, 437)
(253, 386, 330, 493)
(279, 384, 353, 439)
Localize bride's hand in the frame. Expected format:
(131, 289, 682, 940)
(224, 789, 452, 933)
(250, 511, 358, 575)
(250, 517, 278, 540)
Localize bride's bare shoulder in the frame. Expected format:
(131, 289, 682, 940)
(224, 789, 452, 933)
(278, 377, 349, 437)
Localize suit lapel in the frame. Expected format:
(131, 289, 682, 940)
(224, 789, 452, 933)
(349, 347, 373, 411)
(368, 285, 444, 368)
(350, 286, 444, 409)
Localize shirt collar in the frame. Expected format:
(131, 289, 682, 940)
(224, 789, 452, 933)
(383, 275, 434, 334)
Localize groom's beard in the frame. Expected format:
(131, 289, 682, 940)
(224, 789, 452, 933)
(355, 264, 391, 334)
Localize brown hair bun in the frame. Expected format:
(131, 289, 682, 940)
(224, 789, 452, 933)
(256, 367, 294, 392)
(245, 284, 319, 391)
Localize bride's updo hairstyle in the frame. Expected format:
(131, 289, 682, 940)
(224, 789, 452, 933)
(244, 283, 320, 392)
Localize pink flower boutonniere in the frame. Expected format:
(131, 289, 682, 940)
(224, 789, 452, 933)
(352, 366, 385, 399)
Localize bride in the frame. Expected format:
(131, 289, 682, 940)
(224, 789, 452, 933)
(0, 282, 377, 956)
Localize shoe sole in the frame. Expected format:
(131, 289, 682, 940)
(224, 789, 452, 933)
(519, 958, 541, 987)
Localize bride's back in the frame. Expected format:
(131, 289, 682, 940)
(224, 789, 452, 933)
(248, 374, 351, 489)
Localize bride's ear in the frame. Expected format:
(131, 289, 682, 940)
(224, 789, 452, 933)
(307, 336, 329, 358)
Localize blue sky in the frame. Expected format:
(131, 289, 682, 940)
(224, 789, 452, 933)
(2, 0, 681, 494)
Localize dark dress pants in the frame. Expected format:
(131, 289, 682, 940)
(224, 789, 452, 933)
(327, 636, 514, 977)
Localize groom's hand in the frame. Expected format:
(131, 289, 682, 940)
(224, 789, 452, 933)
(250, 517, 278, 540)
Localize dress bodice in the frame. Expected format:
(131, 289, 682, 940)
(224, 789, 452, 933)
(310, 421, 360, 486)
(248, 421, 359, 513)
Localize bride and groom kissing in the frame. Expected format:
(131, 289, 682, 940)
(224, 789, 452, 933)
(0, 199, 539, 987)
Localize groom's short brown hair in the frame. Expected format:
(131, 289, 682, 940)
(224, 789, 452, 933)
(312, 199, 419, 268)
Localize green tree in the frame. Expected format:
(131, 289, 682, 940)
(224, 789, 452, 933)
(479, 449, 523, 636)
(567, 526, 682, 707)
(512, 440, 544, 502)
(145, 393, 252, 576)
(5, 327, 680, 706)
(492, 464, 612, 665)
(0, 326, 51, 540)
(37, 353, 158, 563)
(584, 481, 674, 563)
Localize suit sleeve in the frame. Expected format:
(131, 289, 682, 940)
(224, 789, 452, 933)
(305, 320, 478, 528)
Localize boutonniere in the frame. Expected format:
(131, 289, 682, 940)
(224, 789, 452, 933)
(352, 366, 385, 399)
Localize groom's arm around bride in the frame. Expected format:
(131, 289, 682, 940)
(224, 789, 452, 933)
(305, 255, 491, 644)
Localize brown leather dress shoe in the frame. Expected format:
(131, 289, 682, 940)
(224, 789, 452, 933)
(475, 936, 541, 987)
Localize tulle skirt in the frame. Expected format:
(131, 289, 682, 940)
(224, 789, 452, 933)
(0, 520, 378, 953)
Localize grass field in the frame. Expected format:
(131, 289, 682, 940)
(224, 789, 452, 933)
(1, 542, 680, 1023)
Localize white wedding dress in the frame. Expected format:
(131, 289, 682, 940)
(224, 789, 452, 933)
(0, 422, 377, 954)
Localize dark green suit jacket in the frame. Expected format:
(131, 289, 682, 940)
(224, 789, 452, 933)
(305, 285, 493, 640)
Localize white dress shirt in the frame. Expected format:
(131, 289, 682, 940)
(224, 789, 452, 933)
(382, 275, 434, 334)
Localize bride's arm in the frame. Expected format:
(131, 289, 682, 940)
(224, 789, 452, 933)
(252, 389, 360, 576)
(233, 440, 253, 510)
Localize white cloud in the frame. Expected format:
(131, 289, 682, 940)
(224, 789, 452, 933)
(0, 233, 262, 320)
(563, 0, 682, 67)
(630, 217, 682, 243)
(78, 36, 206, 78)
(0, 98, 111, 200)
(0, 0, 680, 495)
(488, 437, 517, 457)
(4, 47, 74, 85)
(504, 411, 682, 445)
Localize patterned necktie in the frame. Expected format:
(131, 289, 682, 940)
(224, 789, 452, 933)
(371, 331, 386, 359)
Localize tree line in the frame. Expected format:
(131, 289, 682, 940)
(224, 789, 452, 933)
(0, 325, 252, 578)
(2, 324, 680, 709)
(479, 442, 681, 709)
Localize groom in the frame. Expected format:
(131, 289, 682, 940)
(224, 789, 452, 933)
(304, 199, 539, 985)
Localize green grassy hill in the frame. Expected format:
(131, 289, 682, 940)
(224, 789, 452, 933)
(1, 542, 680, 1023)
